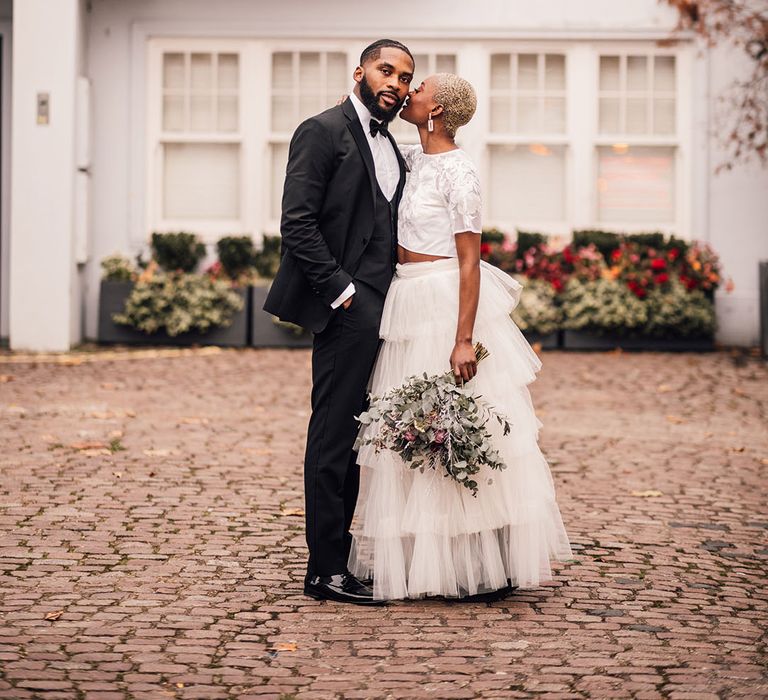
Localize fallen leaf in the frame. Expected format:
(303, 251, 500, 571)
(148, 471, 156, 477)
(656, 384, 671, 393)
(666, 415, 685, 424)
(113, 472, 123, 478)
(176, 683, 185, 688)
(180, 417, 209, 425)
(45, 610, 63, 621)
(83, 448, 112, 456)
(0, 374, 13, 382)
(143, 449, 178, 457)
(70, 441, 108, 450)
(90, 411, 115, 419)
(273, 642, 297, 652)
(281, 508, 305, 517)
(531, 341, 542, 354)
(125, 409, 137, 418)
(631, 490, 664, 498)
(731, 446, 745, 453)
(732, 388, 747, 397)
(761, 458, 768, 467)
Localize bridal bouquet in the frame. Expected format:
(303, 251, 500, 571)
(355, 343, 511, 496)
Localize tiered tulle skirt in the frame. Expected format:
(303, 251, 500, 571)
(348, 258, 573, 600)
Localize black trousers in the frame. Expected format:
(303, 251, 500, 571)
(303, 280, 386, 578)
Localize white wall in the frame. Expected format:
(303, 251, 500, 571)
(705, 44, 768, 347)
(0, 0, 11, 342)
(8, 0, 85, 351)
(78, 0, 767, 345)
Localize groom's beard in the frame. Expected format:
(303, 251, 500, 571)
(359, 75, 403, 122)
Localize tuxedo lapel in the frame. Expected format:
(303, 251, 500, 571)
(342, 99, 378, 206)
(387, 131, 408, 206)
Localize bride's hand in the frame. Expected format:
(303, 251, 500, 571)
(450, 340, 477, 383)
(336, 94, 349, 106)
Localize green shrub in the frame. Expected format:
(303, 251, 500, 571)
(217, 236, 257, 279)
(515, 230, 549, 251)
(112, 271, 244, 336)
(561, 277, 648, 335)
(101, 253, 136, 282)
(511, 275, 562, 336)
(253, 235, 282, 280)
(481, 228, 506, 245)
(643, 279, 716, 338)
(151, 232, 206, 273)
(571, 230, 621, 260)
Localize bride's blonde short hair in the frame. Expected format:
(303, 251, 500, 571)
(433, 73, 477, 137)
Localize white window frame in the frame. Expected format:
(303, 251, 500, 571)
(482, 42, 573, 237)
(590, 43, 692, 235)
(146, 38, 253, 243)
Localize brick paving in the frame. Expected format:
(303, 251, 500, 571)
(0, 346, 766, 699)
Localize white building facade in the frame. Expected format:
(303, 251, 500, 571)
(2, 0, 767, 350)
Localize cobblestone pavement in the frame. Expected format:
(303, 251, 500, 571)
(0, 346, 766, 700)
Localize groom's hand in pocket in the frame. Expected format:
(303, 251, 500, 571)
(342, 294, 354, 310)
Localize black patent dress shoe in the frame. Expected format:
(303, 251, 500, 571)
(304, 572, 385, 605)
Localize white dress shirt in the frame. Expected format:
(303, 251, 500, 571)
(330, 92, 400, 309)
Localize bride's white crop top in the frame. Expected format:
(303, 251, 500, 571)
(397, 145, 482, 258)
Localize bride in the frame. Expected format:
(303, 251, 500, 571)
(347, 73, 574, 600)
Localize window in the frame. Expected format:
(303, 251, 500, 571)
(596, 54, 677, 225)
(158, 51, 242, 224)
(490, 53, 566, 134)
(268, 51, 348, 221)
(487, 52, 568, 227)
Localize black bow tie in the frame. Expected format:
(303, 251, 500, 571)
(369, 119, 389, 138)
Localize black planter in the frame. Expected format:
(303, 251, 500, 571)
(97, 279, 249, 347)
(250, 285, 313, 348)
(562, 329, 715, 352)
(522, 331, 560, 349)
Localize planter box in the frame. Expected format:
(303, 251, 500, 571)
(250, 285, 314, 348)
(522, 331, 560, 349)
(562, 329, 715, 352)
(98, 279, 250, 347)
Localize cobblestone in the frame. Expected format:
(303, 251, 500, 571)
(0, 346, 766, 698)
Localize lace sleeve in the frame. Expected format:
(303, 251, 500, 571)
(398, 144, 421, 170)
(445, 157, 482, 234)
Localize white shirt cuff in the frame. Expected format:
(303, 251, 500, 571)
(330, 282, 356, 309)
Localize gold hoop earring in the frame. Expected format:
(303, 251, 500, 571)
(427, 114, 434, 132)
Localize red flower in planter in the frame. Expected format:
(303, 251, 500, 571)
(667, 248, 680, 261)
(654, 272, 670, 284)
(611, 248, 622, 262)
(650, 258, 667, 270)
(480, 242, 492, 257)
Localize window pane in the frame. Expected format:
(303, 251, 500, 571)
(412, 54, 429, 86)
(163, 95, 185, 131)
(489, 144, 566, 222)
(517, 54, 538, 90)
(491, 54, 511, 89)
(327, 52, 348, 92)
(626, 97, 648, 134)
(436, 54, 456, 74)
(163, 53, 185, 90)
(490, 97, 511, 133)
(191, 53, 213, 91)
(163, 143, 239, 219)
(190, 94, 214, 131)
(272, 95, 294, 132)
(270, 143, 289, 221)
(544, 54, 565, 90)
(218, 54, 239, 91)
(272, 52, 293, 90)
(599, 97, 621, 133)
(654, 56, 675, 92)
(627, 56, 648, 91)
(654, 97, 676, 134)
(542, 97, 565, 133)
(516, 95, 539, 133)
(597, 145, 675, 223)
(299, 52, 321, 91)
(299, 94, 323, 122)
(217, 95, 238, 132)
(599, 56, 620, 91)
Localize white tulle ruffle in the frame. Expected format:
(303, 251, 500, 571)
(348, 258, 574, 600)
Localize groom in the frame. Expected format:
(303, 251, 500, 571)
(264, 40, 414, 604)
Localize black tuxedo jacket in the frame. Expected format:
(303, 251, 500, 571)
(263, 99, 407, 333)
